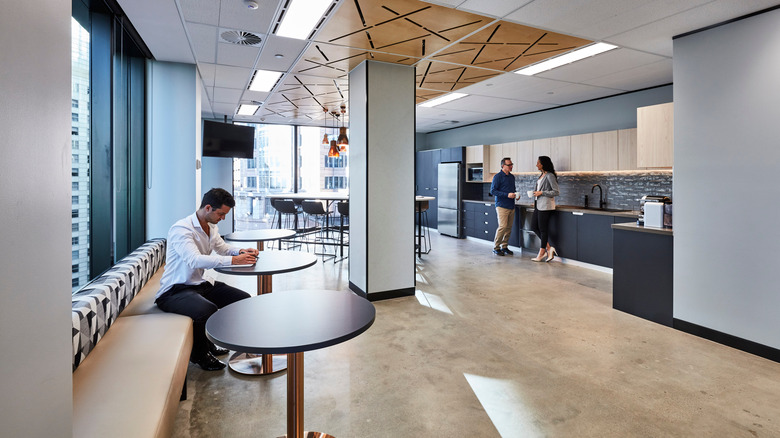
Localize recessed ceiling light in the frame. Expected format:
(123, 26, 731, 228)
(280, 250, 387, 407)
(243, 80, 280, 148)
(420, 93, 467, 108)
(237, 104, 258, 116)
(276, 0, 332, 40)
(514, 42, 618, 76)
(274, 54, 284, 59)
(248, 69, 282, 92)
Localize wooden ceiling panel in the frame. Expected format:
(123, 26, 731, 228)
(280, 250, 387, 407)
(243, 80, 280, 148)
(292, 43, 419, 79)
(316, 0, 488, 59)
(416, 61, 502, 92)
(431, 21, 593, 72)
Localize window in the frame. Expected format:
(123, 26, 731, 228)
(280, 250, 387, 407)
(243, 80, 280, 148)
(70, 4, 149, 293)
(72, 264, 79, 273)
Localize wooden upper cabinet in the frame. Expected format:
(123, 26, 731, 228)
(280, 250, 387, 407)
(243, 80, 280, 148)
(618, 128, 637, 170)
(465, 145, 484, 164)
(637, 102, 674, 168)
(550, 136, 571, 171)
(532, 138, 551, 165)
(570, 133, 594, 171)
(487, 144, 505, 174)
(592, 130, 618, 171)
(501, 142, 518, 173)
(515, 140, 535, 172)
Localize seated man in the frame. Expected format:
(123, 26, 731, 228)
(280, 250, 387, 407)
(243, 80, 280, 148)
(156, 188, 259, 370)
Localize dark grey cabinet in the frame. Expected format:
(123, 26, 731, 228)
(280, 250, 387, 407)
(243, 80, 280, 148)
(577, 214, 615, 267)
(463, 202, 494, 241)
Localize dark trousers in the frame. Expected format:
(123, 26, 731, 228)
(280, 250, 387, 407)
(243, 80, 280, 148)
(531, 209, 554, 249)
(156, 281, 250, 361)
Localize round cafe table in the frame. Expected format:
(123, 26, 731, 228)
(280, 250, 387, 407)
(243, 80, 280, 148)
(224, 229, 296, 294)
(206, 289, 375, 438)
(215, 251, 317, 375)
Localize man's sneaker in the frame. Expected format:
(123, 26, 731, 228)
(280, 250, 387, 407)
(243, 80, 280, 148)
(493, 249, 505, 256)
(502, 248, 514, 255)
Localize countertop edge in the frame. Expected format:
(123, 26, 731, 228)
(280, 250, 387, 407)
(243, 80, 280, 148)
(611, 222, 673, 236)
(462, 200, 638, 218)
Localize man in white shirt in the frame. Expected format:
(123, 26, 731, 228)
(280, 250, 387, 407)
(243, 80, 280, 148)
(156, 188, 259, 371)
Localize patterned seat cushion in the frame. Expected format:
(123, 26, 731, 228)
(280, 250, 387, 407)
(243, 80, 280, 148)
(71, 238, 166, 370)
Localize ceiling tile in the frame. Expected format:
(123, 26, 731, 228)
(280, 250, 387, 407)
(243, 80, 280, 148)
(119, 0, 194, 63)
(180, 0, 220, 26)
(214, 64, 252, 89)
(187, 22, 218, 64)
(213, 87, 243, 104)
(292, 43, 419, 78)
(536, 47, 667, 83)
(217, 0, 280, 34)
(212, 102, 238, 117)
(216, 41, 260, 68)
(583, 58, 672, 90)
(197, 62, 216, 87)
(457, 0, 533, 19)
(256, 36, 309, 72)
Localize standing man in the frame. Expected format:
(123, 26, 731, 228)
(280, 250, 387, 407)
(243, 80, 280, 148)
(490, 157, 517, 256)
(156, 188, 259, 370)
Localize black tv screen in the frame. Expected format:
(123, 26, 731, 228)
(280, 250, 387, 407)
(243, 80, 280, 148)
(202, 120, 255, 158)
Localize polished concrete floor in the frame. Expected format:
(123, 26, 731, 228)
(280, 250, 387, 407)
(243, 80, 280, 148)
(172, 233, 780, 437)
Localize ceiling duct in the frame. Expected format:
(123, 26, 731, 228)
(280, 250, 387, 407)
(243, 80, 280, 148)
(220, 30, 262, 46)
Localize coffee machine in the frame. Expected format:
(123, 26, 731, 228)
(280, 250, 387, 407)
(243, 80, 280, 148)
(638, 195, 671, 226)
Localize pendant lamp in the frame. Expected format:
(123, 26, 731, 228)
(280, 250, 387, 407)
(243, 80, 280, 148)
(321, 107, 329, 144)
(337, 105, 348, 152)
(328, 139, 340, 158)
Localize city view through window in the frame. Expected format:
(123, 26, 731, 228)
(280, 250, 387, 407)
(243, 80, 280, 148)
(233, 124, 348, 231)
(71, 17, 91, 292)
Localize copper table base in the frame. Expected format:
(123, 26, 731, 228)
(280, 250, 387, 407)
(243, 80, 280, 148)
(228, 352, 287, 375)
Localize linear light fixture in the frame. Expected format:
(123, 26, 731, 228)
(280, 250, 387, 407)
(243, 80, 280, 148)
(276, 0, 332, 40)
(514, 42, 618, 76)
(237, 104, 258, 116)
(420, 92, 467, 108)
(248, 70, 282, 92)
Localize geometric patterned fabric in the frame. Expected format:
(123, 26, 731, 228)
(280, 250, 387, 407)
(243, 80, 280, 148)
(71, 238, 166, 371)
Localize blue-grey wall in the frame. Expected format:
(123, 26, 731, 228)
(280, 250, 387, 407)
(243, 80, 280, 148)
(674, 8, 780, 348)
(418, 85, 673, 150)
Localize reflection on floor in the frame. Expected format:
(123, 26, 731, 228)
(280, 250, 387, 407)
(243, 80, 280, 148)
(173, 232, 780, 437)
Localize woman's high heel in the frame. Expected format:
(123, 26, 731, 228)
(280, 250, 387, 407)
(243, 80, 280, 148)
(531, 250, 547, 262)
(546, 247, 558, 262)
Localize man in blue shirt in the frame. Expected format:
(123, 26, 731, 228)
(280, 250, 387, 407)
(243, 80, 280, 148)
(489, 157, 517, 255)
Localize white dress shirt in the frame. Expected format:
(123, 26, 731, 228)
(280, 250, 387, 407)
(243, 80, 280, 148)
(157, 212, 240, 298)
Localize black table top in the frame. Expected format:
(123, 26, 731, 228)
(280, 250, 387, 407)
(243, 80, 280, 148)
(205, 290, 376, 354)
(215, 251, 317, 276)
(224, 229, 296, 242)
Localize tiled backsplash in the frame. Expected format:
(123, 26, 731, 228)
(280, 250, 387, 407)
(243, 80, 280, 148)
(479, 171, 673, 210)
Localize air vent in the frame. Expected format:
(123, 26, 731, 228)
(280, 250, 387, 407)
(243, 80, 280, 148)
(220, 30, 262, 46)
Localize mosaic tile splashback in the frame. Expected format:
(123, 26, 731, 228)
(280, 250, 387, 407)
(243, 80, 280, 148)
(480, 171, 673, 210)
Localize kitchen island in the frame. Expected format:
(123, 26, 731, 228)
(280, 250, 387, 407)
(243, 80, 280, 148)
(611, 222, 673, 326)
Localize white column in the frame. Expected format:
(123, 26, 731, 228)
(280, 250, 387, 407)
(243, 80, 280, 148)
(348, 61, 416, 300)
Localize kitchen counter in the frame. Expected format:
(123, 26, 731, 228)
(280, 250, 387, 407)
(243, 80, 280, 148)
(463, 199, 638, 218)
(612, 221, 673, 235)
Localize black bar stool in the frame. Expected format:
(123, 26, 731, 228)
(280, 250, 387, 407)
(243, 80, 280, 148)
(415, 200, 431, 255)
(336, 201, 349, 262)
(301, 200, 335, 260)
(271, 199, 300, 250)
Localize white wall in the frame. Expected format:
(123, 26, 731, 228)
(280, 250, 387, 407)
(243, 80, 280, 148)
(674, 8, 780, 348)
(146, 61, 200, 239)
(201, 156, 235, 234)
(0, 1, 74, 436)
(349, 61, 416, 297)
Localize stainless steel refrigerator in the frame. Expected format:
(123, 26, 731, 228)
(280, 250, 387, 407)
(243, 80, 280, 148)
(437, 162, 461, 237)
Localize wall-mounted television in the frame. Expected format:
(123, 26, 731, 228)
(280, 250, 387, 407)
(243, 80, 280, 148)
(202, 120, 255, 158)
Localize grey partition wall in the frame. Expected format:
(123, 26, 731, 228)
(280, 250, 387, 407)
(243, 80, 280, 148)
(348, 60, 416, 300)
(673, 8, 780, 351)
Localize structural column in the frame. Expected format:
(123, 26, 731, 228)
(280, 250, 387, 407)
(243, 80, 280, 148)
(348, 60, 416, 301)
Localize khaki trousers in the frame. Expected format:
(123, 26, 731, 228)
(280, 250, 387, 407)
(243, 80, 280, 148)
(494, 206, 515, 250)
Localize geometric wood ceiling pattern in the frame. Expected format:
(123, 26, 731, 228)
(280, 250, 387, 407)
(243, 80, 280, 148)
(261, 0, 592, 124)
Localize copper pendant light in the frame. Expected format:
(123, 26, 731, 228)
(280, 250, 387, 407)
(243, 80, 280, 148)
(337, 104, 348, 151)
(321, 107, 329, 144)
(328, 139, 340, 157)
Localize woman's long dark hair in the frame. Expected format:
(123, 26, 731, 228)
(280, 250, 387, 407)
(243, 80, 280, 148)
(538, 156, 557, 177)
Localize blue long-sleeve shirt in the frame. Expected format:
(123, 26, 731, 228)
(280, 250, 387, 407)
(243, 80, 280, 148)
(490, 171, 517, 209)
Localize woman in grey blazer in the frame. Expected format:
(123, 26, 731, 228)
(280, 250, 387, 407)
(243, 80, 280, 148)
(531, 156, 560, 262)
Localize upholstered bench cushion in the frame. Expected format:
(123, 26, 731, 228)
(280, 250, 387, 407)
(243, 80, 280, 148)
(72, 314, 193, 438)
(72, 239, 166, 370)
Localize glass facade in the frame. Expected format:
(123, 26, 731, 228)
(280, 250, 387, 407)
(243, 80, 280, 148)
(71, 16, 91, 291)
(232, 124, 349, 231)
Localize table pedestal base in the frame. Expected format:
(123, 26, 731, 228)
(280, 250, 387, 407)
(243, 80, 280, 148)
(228, 352, 287, 375)
(277, 432, 334, 438)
